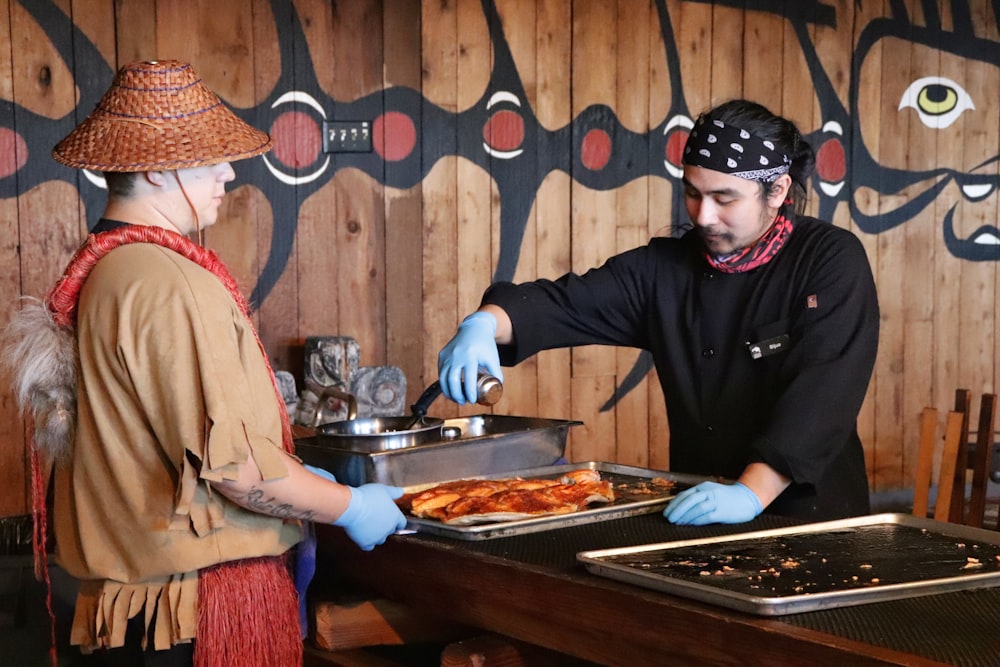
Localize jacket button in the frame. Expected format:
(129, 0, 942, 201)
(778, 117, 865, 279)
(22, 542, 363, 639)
(702, 347, 715, 358)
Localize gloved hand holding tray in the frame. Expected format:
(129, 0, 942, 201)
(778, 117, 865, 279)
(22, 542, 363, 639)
(577, 513, 1000, 615)
(398, 461, 707, 541)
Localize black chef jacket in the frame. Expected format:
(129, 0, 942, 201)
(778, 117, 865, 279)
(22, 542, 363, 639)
(483, 216, 879, 521)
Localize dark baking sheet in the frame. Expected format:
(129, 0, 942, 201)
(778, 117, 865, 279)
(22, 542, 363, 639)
(402, 461, 708, 541)
(577, 513, 1000, 615)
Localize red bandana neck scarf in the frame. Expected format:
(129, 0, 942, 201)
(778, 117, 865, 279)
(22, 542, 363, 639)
(703, 202, 795, 274)
(39, 224, 301, 666)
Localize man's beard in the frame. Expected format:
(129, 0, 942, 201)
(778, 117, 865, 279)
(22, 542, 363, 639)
(696, 227, 737, 256)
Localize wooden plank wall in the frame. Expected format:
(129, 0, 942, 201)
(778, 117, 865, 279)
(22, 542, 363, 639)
(1, 0, 998, 517)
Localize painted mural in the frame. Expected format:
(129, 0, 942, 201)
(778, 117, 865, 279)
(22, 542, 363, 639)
(2, 0, 998, 407)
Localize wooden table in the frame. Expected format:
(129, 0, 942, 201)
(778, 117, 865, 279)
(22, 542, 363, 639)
(315, 514, 1000, 667)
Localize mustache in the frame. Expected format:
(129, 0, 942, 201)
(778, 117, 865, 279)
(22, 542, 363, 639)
(695, 226, 733, 243)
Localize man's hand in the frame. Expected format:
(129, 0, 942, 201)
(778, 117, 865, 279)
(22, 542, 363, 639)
(663, 481, 763, 525)
(438, 311, 502, 404)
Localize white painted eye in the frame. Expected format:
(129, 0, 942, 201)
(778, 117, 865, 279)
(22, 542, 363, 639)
(898, 76, 974, 129)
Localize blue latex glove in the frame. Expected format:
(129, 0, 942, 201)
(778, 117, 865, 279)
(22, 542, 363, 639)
(334, 484, 408, 551)
(438, 311, 502, 405)
(663, 481, 763, 525)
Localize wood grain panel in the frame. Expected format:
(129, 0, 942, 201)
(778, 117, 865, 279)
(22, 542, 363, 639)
(569, 374, 616, 463)
(956, 47, 998, 401)
(334, 2, 387, 367)
(156, 0, 258, 108)
(848, 0, 886, 487)
(420, 0, 459, 416)
(112, 0, 156, 64)
(614, 226, 649, 468)
(298, 179, 343, 339)
(0, 0, 24, 516)
(709, 3, 743, 103)
(530, 2, 573, 433)
(383, 0, 424, 403)
(615, 0, 651, 134)
(334, 168, 386, 366)
(869, 23, 909, 493)
(453, 0, 495, 417)
(742, 8, 784, 105)
(676, 0, 713, 120)
(492, 0, 539, 419)
(250, 0, 298, 372)
(570, 0, 616, 396)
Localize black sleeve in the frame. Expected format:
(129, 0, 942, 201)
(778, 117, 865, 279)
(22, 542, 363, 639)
(481, 244, 661, 365)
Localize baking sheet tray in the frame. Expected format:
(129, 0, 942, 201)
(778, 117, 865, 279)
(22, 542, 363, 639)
(577, 513, 1000, 616)
(402, 461, 708, 541)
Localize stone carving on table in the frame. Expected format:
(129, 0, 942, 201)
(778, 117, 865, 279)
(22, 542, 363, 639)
(305, 335, 360, 388)
(273, 370, 299, 417)
(349, 366, 406, 418)
(293, 335, 407, 426)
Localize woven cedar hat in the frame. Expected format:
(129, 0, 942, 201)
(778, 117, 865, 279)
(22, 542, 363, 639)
(52, 60, 271, 172)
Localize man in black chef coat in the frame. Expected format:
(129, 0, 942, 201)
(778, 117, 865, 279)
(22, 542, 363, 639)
(437, 99, 879, 524)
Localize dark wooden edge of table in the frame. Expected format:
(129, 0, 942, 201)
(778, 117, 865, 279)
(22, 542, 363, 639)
(314, 527, 950, 667)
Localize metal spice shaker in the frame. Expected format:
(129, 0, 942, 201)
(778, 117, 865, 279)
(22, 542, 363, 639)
(475, 370, 504, 406)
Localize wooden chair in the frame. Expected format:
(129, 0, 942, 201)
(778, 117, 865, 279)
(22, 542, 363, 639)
(914, 389, 998, 528)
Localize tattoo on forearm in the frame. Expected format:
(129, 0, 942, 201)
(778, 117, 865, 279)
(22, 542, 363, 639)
(243, 488, 318, 521)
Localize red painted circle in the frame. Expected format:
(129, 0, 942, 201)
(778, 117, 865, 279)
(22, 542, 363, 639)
(665, 129, 689, 168)
(581, 129, 611, 171)
(373, 112, 416, 162)
(0, 128, 27, 179)
(269, 111, 322, 169)
(482, 110, 524, 152)
(815, 138, 846, 183)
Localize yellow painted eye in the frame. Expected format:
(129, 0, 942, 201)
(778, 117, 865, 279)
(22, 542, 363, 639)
(915, 84, 958, 116)
(898, 76, 974, 129)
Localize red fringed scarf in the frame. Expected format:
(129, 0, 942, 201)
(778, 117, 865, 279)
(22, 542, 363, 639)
(37, 224, 301, 666)
(703, 203, 795, 274)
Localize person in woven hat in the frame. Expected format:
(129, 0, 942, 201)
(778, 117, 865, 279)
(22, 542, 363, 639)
(0, 60, 406, 666)
(438, 99, 879, 527)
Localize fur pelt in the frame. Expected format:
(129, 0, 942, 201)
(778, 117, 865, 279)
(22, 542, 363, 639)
(0, 297, 77, 462)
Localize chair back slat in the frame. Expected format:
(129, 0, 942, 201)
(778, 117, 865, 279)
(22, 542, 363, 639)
(947, 389, 973, 523)
(967, 394, 998, 528)
(913, 407, 938, 519)
(934, 410, 965, 523)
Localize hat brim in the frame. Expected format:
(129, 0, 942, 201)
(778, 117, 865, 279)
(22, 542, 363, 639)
(51, 60, 272, 172)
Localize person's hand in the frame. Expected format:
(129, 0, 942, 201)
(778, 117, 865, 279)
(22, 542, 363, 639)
(334, 483, 408, 551)
(438, 311, 502, 405)
(303, 464, 337, 483)
(663, 481, 763, 525)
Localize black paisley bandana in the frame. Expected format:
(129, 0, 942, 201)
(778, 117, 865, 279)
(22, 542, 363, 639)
(683, 117, 791, 183)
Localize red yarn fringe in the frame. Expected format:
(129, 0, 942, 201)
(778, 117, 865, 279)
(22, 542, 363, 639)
(30, 445, 58, 667)
(195, 555, 302, 667)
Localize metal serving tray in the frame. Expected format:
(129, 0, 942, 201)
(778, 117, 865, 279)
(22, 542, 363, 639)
(296, 414, 579, 487)
(577, 513, 1000, 616)
(402, 461, 707, 541)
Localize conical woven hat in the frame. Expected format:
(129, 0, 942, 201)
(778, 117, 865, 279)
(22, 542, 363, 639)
(52, 60, 271, 172)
